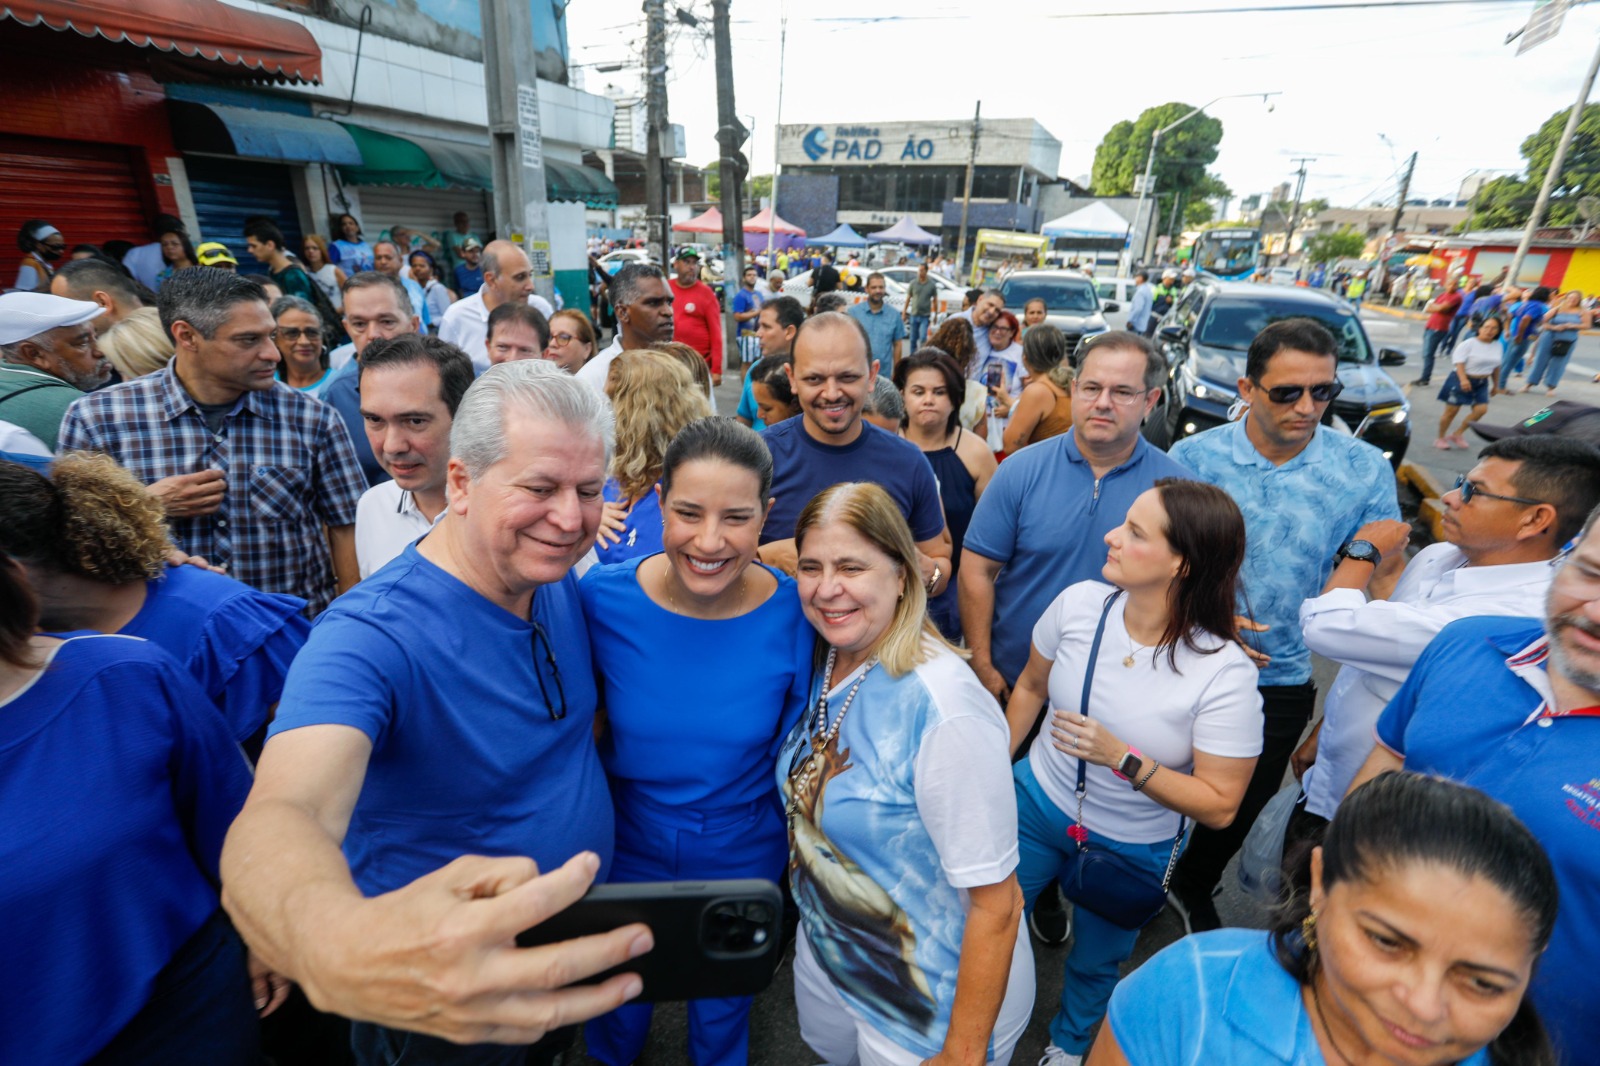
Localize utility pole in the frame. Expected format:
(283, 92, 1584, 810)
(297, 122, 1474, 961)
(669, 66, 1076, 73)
(711, 0, 747, 375)
(644, 0, 671, 267)
(1376, 151, 1417, 295)
(765, 8, 787, 267)
(1506, 32, 1600, 290)
(956, 100, 981, 283)
(1282, 157, 1314, 265)
(481, 0, 554, 304)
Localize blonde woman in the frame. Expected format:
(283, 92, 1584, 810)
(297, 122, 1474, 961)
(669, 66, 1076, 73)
(300, 234, 347, 311)
(97, 308, 175, 379)
(654, 339, 719, 414)
(780, 482, 1033, 1066)
(594, 350, 711, 565)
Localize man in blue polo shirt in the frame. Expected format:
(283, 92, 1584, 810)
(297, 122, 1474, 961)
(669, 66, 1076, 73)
(1350, 504, 1600, 1065)
(222, 361, 647, 1065)
(847, 272, 906, 368)
(962, 331, 1190, 704)
(1164, 317, 1401, 934)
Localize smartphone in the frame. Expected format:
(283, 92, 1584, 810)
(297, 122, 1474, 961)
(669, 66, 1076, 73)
(515, 879, 783, 1002)
(984, 363, 1004, 390)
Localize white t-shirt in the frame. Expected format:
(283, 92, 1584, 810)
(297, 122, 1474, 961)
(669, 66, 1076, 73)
(1027, 581, 1263, 844)
(574, 335, 623, 395)
(1451, 336, 1502, 378)
(354, 479, 442, 578)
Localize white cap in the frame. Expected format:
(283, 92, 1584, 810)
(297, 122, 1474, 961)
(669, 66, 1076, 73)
(0, 292, 104, 345)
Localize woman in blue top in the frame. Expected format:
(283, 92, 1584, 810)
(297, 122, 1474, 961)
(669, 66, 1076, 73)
(594, 349, 711, 565)
(1495, 286, 1549, 393)
(582, 418, 812, 1066)
(1525, 289, 1590, 395)
(1093, 772, 1558, 1066)
(0, 452, 309, 755)
(0, 556, 285, 1065)
(332, 212, 375, 273)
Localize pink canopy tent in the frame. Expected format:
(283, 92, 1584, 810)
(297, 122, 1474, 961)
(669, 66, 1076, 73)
(672, 206, 724, 233)
(743, 207, 807, 253)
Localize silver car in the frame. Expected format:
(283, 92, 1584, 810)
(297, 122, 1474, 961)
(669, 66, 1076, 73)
(997, 270, 1114, 354)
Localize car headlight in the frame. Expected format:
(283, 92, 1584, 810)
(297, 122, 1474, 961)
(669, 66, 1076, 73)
(1370, 403, 1408, 425)
(1182, 363, 1236, 404)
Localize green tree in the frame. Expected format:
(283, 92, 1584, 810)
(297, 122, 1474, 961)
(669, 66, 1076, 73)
(1464, 174, 1535, 230)
(1464, 103, 1600, 229)
(705, 162, 773, 207)
(1090, 103, 1225, 236)
(1303, 227, 1366, 265)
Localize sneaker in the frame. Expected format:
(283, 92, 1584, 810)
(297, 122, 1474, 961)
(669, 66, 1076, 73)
(1433, 437, 1453, 450)
(1409, 378, 1430, 387)
(1028, 886, 1071, 946)
(1166, 885, 1222, 935)
(1038, 1047, 1083, 1066)
(1450, 434, 1469, 449)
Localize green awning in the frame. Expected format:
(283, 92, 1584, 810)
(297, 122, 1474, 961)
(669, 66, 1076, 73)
(546, 158, 619, 209)
(336, 122, 461, 188)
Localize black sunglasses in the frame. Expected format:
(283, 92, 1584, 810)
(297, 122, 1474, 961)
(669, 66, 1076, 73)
(1253, 380, 1344, 405)
(1454, 474, 1544, 507)
(531, 621, 567, 721)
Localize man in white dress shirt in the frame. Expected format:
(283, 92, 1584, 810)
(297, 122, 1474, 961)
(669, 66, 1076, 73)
(1292, 434, 1600, 830)
(353, 333, 476, 577)
(437, 240, 554, 373)
(574, 263, 674, 395)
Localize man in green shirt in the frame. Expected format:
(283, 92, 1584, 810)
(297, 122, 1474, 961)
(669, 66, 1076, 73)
(244, 220, 320, 304)
(0, 291, 107, 450)
(903, 260, 941, 351)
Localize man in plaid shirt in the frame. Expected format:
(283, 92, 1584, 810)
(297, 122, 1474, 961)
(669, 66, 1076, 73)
(60, 268, 365, 615)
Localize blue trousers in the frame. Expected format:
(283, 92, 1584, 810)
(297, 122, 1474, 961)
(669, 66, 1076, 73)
(1419, 328, 1448, 382)
(1497, 337, 1533, 389)
(584, 785, 788, 1066)
(1527, 336, 1576, 389)
(1013, 759, 1180, 1055)
(909, 314, 931, 351)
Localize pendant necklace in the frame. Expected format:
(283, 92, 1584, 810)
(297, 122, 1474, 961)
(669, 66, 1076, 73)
(789, 646, 878, 805)
(1123, 631, 1149, 668)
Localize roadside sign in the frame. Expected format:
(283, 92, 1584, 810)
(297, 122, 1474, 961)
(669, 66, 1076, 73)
(1516, 0, 1569, 55)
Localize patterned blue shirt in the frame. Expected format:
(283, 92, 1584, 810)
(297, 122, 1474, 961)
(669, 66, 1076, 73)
(1170, 420, 1398, 686)
(58, 364, 365, 615)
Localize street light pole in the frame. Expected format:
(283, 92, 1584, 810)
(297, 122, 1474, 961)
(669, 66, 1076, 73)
(1122, 91, 1280, 276)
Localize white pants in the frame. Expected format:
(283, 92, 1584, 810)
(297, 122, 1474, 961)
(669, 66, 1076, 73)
(793, 927, 1020, 1066)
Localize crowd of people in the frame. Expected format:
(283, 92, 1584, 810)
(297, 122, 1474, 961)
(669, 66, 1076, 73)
(3, 216, 1600, 1066)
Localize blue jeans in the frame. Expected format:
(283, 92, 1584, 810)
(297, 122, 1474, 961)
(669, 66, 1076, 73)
(909, 314, 931, 351)
(1445, 315, 1470, 352)
(1013, 759, 1182, 1055)
(584, 785, 787, 1066)
(1497, 337, 1533, 389)
(1419, 328, 1448, 382)
(1527, 335, 1577, 389)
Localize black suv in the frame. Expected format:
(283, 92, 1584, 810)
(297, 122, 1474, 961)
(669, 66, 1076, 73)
(1144, 279, 1412, 465)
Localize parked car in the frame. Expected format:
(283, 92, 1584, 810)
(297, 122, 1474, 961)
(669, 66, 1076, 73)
(998, 270, 1114, 354)
(597, 248, 656, 274)
(1266, 267, 1300, 286)
(876, 266, 965, 321)
(782, 268, 908, 311)
(1145, 278, 1411, 465)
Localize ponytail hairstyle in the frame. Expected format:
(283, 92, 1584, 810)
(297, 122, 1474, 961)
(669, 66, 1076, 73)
(0, 453, 172, 585)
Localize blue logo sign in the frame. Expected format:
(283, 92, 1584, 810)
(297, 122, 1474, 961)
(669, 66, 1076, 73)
(800, 126, 937, 163)
(802, 127, 829, 161)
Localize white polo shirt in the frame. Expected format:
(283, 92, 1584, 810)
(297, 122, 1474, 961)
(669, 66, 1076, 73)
(573, 335, 623, 395)
(437, 286, 556, 373)
(354, 479, 444, 579)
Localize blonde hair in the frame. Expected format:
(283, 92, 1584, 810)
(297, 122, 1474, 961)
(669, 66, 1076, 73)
(41, 452, 172, 582)
(794, 482, 965, 677)
(98, 307, 175, 378)
(652, 340, 714, 399)
(609, 349, 711, 503)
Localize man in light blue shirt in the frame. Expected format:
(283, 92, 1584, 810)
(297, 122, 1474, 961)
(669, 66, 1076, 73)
(1126, 271, 1154, 335)
(847, 272, 907, 367)
(950, 290, 1002, 380)
(1164, 317, 1400, 933)
(373, 240, 431, 332)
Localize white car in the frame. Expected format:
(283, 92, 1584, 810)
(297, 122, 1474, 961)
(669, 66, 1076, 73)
(1266, 267, 1300, 286)
(597, 248, 655, 275)
(782, 268, 908, 312)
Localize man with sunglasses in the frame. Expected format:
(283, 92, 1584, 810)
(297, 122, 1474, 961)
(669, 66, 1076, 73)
(1291, 436, 1600, 848)
(224, 361, 645, 1066)
(1163, 317, 1402, 934)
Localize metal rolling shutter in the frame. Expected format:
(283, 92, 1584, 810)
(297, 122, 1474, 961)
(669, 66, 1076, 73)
(353, 184, 492, 251)
(0, 135, 149, 285)
(184, 156, 303, 277)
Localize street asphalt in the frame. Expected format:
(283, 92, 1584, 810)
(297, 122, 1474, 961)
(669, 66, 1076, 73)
(569, 308, 1597, 1065)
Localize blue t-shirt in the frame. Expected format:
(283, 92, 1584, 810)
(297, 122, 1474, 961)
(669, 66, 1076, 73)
(759, 418, 944, 546)
(737, 373, 766, 430)
(1170, 421, 1398, 686)
(1109, 928, 1488, 1065)
(582, 557, 812, 808)
(333, 239, 374, 273)
(848, 300, 907, 364)
(121, 564, 310, 742)
(963, 430, 1191, 682)
(324, 361, 388, 487)
(732, 287, 764, 336)
(269, 544, 613, 893)
(1508, 299, 1549, 342)
(596, 478, 664, 566)
(1376, 616, 1595, 1064)
(1, 635, 252, 1066)
(455, 262, 485, 293)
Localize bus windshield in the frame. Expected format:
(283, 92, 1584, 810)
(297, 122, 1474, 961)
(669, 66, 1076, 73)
(1195, 236, 1259, 277)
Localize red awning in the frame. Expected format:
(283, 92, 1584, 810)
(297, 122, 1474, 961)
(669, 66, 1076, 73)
(3, 0, 322, 84)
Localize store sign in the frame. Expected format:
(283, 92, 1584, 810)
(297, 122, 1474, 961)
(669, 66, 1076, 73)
(800, 125, 939, 163)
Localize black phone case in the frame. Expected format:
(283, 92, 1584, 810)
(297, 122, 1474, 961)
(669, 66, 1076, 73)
(515, 879, 784, 1002)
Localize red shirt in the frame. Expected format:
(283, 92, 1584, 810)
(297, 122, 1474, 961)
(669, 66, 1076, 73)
(1425, 290, 1462, 331)
(670, 278, 723, 362)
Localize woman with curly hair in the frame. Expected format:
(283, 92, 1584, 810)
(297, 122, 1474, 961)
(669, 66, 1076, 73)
(927, 316, 989, 432)
(0, 452, 310, 756)
(594, 350, 712, 565)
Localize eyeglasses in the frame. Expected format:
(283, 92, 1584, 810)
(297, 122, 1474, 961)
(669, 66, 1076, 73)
(1075, 382, 1151, 406)
(1453, 474, 1545, 507)
(531, 621, 567, 721)
(274, 328, 321, 340)
(1253, 380, 1345, 405)
(548, 332, 579, 346)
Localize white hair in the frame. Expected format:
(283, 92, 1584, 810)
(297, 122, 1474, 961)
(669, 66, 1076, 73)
(451, 360, 614, 478)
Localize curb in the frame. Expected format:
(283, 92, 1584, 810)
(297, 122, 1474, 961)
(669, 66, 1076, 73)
(1398, 461, 1448, 543)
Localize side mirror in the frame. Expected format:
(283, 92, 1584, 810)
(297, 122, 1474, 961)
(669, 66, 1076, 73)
(1158, 324, 1186, 346)
(1103, 301, 1121, 313)
(1379, 347, 1407, 367)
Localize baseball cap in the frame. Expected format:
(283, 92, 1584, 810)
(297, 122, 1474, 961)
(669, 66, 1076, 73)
(196, 242, 238, 267)
(460, 237, 482, 251)
(1472, 401, 1600, 448)
(674, 247, 701, 261)
(0, 291, 104, 344)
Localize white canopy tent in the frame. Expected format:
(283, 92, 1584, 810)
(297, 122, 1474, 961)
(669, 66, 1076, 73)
(1040, 201, 1131, 239)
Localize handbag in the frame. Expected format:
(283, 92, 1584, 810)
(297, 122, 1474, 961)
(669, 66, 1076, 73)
(1057, 591, 1189, 931)
(1549, 337, 1575, 359)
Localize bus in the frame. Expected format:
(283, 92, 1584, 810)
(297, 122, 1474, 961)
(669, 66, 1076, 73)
(970, 230, 1050, 288)
(1191, 227, 1261, 280)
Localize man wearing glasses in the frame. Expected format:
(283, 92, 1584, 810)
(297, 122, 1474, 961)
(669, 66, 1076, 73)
(1162, 317, 1401, 934)
(224, 360, 645, 1066)
(1292, 435, 1600, 850)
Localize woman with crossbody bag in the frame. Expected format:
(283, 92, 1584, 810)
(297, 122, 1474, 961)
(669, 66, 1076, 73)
(1525, 289, 1589, 394)
(1004, 478, 1263, 1066)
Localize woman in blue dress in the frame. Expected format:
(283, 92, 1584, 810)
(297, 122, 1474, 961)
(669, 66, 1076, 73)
(582, 418, 812, 1066)
(0, 452, 309, 756)
(332, 212, 375, 273)
(1093, 772, 1558, 1066)
(594, 349, 711, 565)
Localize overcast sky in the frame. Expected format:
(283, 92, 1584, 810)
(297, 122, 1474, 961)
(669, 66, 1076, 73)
(564, 0, 1600, 210)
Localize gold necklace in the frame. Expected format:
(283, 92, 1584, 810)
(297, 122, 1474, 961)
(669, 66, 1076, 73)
(659, 558, 747, 618)
(1123, 631, 1149, 668)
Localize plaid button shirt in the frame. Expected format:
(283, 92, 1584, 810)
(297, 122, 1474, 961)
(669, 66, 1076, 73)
(59, 365, 366, 615)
